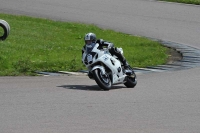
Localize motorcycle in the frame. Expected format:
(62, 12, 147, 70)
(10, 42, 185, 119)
(82, 43, 137, 90)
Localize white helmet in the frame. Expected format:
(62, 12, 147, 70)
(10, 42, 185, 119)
(84, 33, 96, 45)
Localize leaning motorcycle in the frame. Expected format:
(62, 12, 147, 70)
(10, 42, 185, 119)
(82, 43, 137, 90)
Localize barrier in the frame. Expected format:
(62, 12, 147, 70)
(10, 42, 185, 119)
(0, 19, 10, 41)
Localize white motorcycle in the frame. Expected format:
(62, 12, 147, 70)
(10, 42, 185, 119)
(82, 43, 137, 90)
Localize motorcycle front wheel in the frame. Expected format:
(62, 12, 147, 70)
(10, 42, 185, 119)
(93, 69, 111, 91)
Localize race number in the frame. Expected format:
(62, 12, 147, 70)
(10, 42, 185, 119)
(87, 54, 93, 62)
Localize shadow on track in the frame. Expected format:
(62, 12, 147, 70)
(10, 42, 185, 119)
(57, 84, 124, 91)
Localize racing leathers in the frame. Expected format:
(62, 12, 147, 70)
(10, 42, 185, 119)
(82, 39, 129, 68)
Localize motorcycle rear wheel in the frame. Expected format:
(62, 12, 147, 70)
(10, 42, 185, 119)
(124, 72, 137, 88)
(93, 69, 111, 91)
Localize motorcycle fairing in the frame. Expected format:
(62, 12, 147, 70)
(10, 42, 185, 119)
(82, 43, 127, 84)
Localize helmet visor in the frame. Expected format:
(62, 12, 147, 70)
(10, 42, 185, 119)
(85, 40, 93, 45)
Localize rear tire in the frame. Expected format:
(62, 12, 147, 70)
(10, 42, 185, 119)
(124, 72, 137, 88)
(93, 69, 111, 91)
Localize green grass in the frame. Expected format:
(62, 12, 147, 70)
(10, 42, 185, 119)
(0, 13, 169, 76)
(0, 27, 3, 36)
(159, 0, 200, 5)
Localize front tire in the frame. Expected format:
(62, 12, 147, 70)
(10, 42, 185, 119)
(93, 69, 111, 91)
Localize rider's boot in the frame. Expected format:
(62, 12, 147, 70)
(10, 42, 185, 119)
(109, 47, 133, 73)
(122, 60, 133, 74)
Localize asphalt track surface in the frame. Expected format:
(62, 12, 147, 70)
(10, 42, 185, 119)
(0, 0, 200, 133)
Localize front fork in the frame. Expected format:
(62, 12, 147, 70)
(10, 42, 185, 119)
(88, 65, 112, 80)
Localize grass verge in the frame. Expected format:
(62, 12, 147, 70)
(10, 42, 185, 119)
(0, 13, 169, 76)
(159, 0, 200, 5)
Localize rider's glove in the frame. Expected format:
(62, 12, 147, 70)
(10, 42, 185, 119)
(99, 39, 104, 45)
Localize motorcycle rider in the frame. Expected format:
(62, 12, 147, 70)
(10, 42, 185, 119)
(82, 32, 131, 71)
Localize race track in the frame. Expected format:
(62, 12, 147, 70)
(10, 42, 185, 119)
(0, 0, 200, 133)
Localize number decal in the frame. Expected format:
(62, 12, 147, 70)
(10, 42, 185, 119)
(87, 54, 93, 62)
